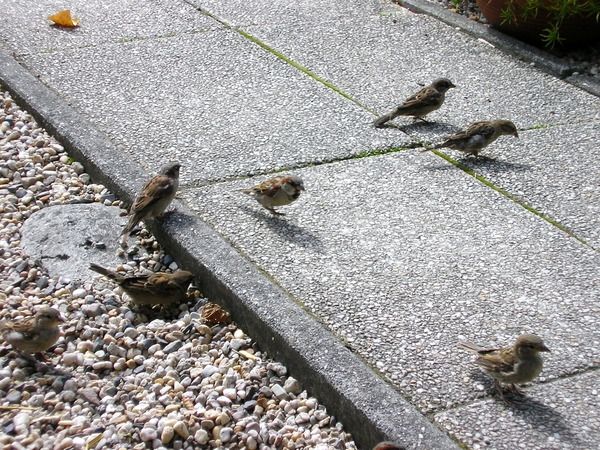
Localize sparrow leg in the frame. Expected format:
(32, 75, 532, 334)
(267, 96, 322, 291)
(507, 383, 525, 396)
(160, 209, 178, 217)
(267, 207, 284, 216)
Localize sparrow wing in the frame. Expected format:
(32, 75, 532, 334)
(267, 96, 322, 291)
(463, 121, 496, 139)
(119, 274, 153, 292)
(402, 86, 442, 108)
(4, 317, 38, 338)
(475, 348, 518, 374)
(131, 175, 176, 213)
(252, 176, 288, 198)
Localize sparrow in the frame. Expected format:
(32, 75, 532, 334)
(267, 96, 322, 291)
(424, 119, 519, 158)
(89, 263, 194, 306)
(459, 334, 550, 396)
(238, 174, 305, 215)
(374, 78, 456, 127)
(120, 162, 181, 244)
(0, 307, 64, 354)
(373, 442, 406, 450)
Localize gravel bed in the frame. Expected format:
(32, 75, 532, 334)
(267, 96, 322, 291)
(423, 0, 600, 78)
(0, 88, 357, 450)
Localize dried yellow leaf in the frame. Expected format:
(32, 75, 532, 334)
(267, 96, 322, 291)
(47, 10, 80, 27)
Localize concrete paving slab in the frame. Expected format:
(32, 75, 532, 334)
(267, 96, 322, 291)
(243, 13, 600, 129)
(17, 29, 410, 185)
(433, 122, 600, 250)
(0, 49, 457, 448)
(184, 0, 384, 27)
(434, 369, 600, 449)
(0, 0, 218, 55)
(180, 150, 600, 415)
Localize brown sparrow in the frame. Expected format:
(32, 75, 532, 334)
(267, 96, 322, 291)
(90, 263, 194, 306)
(0, 307, 64, 354)
(374, 78, 455, 127)
(373, 442, 406, 450)
(425, 119, 519, 157)
(459, 334, 550, 396)
(120, 162, 180, 244)
(238, 174, 305, 215)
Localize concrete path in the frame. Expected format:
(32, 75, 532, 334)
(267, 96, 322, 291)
(1, 0, 599, 448)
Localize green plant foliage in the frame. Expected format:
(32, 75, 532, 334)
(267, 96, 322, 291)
(499, 0, 600, 47)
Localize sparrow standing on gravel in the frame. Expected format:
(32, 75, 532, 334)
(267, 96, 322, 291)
(425, 119, 519, 158)
(0, 307, 64, 354)
(238, 174, 305, 215)
(120, 162, 181, 245)
(459, 334, 550, 396)
(90, 263, 194, 306)
(374, 78, 456, 127)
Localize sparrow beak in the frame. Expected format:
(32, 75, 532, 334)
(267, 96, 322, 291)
(539, 344, 551, 352)
(298, 184, 306, 191)
(58, 315, 66, 323)
(449, 82, 456, 88)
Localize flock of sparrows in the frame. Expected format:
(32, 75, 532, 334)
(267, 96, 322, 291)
(0, 77, 548, 449)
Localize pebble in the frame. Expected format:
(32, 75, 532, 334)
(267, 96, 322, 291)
(0, 89, 356, 450)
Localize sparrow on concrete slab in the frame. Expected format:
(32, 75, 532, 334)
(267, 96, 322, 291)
(459, 333, 550, 397)
(238, 174, 305, 215)
(424, 119, 519, 158)
(90, 263, 194, 306)
(374, 78, 455, 127)
(120, 162, 180, 245)
(0, 307, 64, 354)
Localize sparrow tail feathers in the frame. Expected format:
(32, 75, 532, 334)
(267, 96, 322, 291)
(373, 113, 396, 128)
(458, 341, 487, 353)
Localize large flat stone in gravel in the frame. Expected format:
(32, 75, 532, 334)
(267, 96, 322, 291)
(434, 369, 600, 449)
(438, 122, 600, 250)
(243, 13, 600, 129)
(18, 29, 409, 185)
(179, 150, 600, 415)
(20, 203, 126, 280)
(0, 0, 217, 54)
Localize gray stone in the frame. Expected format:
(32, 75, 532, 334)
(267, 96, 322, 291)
(163, 341, 183, 354)
(6, 390, 22, 404)
(271, 384, 289, 401)
(283, 377, 301, 395)
(20, 203, 127, 280)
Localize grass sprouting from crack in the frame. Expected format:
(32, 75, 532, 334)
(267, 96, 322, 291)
(432, 149, 594, 250)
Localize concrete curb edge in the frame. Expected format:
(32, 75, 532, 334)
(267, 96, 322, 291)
(396, 0, 600, 97)
(0, 48, 459, 449)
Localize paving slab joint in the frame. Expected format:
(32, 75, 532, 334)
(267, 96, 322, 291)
(0, 47, 460, 450)
(432, 150, 596, 251)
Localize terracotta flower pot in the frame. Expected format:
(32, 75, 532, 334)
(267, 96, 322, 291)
(476, 0, 600, 47)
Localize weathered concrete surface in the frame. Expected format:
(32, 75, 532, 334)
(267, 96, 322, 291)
(15, 29, 409, 185)
(434, 369, 600, 449)
(1, 0, 599, 448)
(20, 203, 126, 280)
(441, 122, 600, 249)
(181, 151, 600, 417)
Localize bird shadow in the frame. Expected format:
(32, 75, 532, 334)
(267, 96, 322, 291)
(469, 370, 580, 446)
(459, 157, 533, 173)
(396, 121, 459, 136)
(502, 394, 580, 446)
(238, 206, 324, 252)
